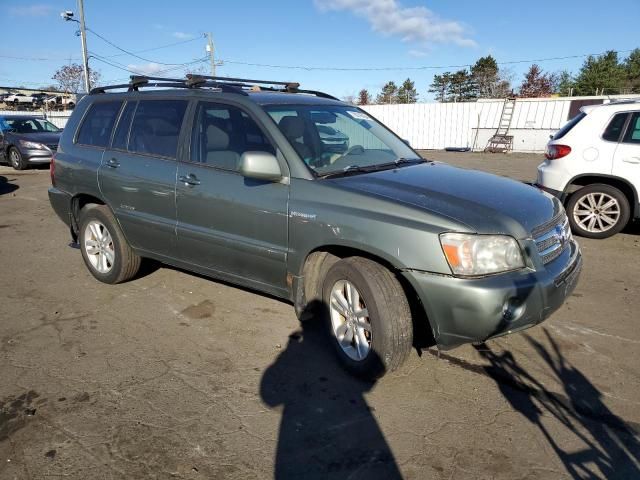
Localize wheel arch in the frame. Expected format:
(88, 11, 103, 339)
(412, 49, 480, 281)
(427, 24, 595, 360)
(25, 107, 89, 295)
(69, 193, 106, 238)
(564, 174, 639, 218)
(295, 244, 436, 349)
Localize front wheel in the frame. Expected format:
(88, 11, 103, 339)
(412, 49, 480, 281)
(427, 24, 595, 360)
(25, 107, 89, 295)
(566, 184, 630, 239)
(78, 204, 141, 284)
(322, 257, 413, 379)
(9, 147, 27, 170)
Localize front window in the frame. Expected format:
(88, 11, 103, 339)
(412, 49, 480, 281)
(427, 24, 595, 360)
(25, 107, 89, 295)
(264, 105, 419, 176)
(4, 117, 61, 133)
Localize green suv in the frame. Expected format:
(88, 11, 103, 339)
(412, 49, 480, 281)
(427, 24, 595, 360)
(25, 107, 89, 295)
(48, 75, 582, 378)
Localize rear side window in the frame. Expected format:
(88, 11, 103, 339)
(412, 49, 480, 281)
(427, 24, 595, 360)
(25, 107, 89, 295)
(622, 112, 640, 144)
(129, 100, 188, 158)
(76, 101, 123, 147)
(111, 101, 137, 150)
(552, 112, 586, 140)
(602, 113, 628, 142)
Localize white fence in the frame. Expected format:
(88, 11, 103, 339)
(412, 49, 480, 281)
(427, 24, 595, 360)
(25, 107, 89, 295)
(4, 94, 640, 153)
(362, 95, 640, 152)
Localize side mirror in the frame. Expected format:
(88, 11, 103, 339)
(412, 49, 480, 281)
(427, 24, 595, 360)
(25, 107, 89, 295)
(239, 151, 282, 181)
(402, 139, 411, 146)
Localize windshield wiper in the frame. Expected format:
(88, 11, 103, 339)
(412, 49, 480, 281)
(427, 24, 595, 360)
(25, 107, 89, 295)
(317, 158, 426, 179)
(316, 164, 371, 179)
(394, 157, 424, 165)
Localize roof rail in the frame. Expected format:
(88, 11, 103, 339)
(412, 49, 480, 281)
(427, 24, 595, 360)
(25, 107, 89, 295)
(89, 74, 338, 100)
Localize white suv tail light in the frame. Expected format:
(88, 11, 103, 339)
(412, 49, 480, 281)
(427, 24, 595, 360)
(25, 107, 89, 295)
(545, 144, 571, 160)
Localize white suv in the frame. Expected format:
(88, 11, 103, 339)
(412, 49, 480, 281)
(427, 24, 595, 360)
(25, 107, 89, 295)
(537, 100, 640, 238)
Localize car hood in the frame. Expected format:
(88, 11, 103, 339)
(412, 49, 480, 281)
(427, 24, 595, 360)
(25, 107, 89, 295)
(10, 132, 61, 145)
(331, 161, 561, 238)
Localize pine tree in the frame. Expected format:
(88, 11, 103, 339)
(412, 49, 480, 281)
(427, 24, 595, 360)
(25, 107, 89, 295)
(397, 78, 418, 104)
(376, 81, 398, 104)
(428, 72, 451, 102)
(573, 51, 626, 95)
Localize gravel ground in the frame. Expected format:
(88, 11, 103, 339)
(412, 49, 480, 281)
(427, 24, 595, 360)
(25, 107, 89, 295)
(0, 154, 639, 479)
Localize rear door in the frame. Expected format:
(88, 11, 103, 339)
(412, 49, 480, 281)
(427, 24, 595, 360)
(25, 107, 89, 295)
(175, 100, 289, 292)
(612, 111, 640, 205)
(99, 99, 188, 257)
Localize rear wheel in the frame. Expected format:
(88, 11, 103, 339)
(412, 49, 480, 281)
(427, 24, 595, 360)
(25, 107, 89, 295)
(322, 257, 413, 379)
(566, 184, 630, 239)
(78, 204, 141, 283)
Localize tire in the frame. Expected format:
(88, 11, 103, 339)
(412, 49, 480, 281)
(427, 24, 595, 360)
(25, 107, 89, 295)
(78, 204, 141, 284)
(9, 147, 27, 170)
(566, 184, 630, 239)
(322, 257, 413, 379)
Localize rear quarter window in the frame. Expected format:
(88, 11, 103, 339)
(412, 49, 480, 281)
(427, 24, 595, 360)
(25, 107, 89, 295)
(602, 113, 628, 142)
(76, 101, 123, 148)
(552, 112, 586, 140)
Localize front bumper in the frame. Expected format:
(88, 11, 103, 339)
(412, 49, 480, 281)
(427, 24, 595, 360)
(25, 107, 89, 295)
(402, 240, 582, 349)
(23, 147, 54, 164)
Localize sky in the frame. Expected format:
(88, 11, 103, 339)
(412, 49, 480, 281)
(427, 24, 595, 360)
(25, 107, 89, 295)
(1, 0, 639, 100)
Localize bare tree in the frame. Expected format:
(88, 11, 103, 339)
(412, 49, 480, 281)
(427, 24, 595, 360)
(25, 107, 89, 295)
(52, 63, 100, 93)
(357, 89, 372, 105)
(519, 64, 554, 97)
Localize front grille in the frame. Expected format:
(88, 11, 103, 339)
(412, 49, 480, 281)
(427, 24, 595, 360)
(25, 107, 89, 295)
(533, 214, 572, 265)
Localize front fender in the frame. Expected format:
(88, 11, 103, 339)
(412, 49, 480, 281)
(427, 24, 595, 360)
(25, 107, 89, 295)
(287, 178, 464, 277)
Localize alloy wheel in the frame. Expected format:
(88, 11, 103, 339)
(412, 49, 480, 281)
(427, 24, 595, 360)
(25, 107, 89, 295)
(84, 220, 115, 273)
(572, 192, 620, 233)
(329, 280, 372, 361)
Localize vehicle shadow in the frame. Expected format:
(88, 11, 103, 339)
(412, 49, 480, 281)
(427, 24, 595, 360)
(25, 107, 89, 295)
(260, 304, 402, 480)
(0, 176, 18, 196)
(474, 329, 640, 479)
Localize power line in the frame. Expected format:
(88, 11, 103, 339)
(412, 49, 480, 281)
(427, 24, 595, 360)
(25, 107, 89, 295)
(0, 36, 203, 63)
(91, 52, 208, 80)
(219, 48, 638, 72)
(87, 28, 205, 66)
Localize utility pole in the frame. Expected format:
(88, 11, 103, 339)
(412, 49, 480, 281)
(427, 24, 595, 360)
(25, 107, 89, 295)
(77, 0, 91, 92)
(206, 33, 216, 77)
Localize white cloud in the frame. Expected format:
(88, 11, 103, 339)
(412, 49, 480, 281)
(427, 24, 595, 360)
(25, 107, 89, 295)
(127, 63, 165, 76)
(9, 4, 53, 16)
(408, 49, 428, 57)
(172, 31, 195, 40)
(315, 0, 475, 48)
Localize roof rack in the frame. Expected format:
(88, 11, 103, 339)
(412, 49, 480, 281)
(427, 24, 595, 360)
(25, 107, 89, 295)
(89, 74, 339, 100)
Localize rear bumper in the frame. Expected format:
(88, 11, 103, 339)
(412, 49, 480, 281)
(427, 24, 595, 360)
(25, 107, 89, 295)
(48, 187, 73, 227)
(402, 241, 582, 349)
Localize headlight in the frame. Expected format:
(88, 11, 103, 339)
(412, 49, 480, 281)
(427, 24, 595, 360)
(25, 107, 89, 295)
(19, 140, 46, 150)
(440, 233, 525, 276)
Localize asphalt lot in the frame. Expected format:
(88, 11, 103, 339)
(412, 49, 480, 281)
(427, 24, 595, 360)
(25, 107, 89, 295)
(1, 152, 639, 479)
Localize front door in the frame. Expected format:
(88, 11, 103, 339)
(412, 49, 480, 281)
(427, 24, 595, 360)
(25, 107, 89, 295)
(612, 112, 640, 207)
(98, 99, 189, 257)
(175, 101, 289, 293)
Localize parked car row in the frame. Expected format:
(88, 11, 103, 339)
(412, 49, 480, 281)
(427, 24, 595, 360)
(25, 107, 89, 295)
(1, 92, 76, 110)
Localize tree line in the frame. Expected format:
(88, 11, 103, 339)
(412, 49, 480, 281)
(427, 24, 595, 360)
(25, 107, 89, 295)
(355, 49, 640, 105)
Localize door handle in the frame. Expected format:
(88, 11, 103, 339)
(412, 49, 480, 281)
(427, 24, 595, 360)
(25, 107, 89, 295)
(179, 174, 201, 186)
(622, 157, 640, 164)
(106, 157, 120, 168)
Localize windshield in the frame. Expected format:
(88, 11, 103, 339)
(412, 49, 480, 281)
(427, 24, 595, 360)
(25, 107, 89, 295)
(4, 118, 60, 134)
(264, 105, 419, 176)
